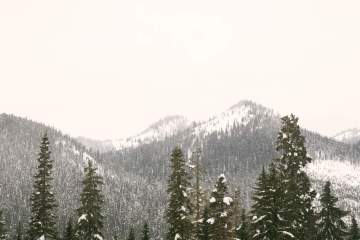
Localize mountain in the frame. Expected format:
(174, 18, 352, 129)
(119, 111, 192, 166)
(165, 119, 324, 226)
(76, 136, 115, 152)
(333, 128, 360, 144)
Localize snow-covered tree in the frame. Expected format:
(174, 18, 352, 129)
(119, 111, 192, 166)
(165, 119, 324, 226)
(317, 181, 348, 240)
(250, 164, 289, 240)
(199, 206, 210, 240)
(349, 216, 360, 240)
(0, 210, 7, 240)
(75, 161, 105, 240)
(127, 228, 135, 240)
(232, 188, 242, 233)
(166, 147, 193, 240)
(64, 218, 74, 240)
(141, 222, 150, 240)
(275, 114, 316, 239)
(236, 209, 249, 240)
(28, 133, 58, 240)
(207, 174, 233, 240)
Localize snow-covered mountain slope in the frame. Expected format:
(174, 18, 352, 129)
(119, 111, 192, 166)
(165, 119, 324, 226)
(76, 136, 116, 152)
(333, 128, 360, 144)
(306, 159, 360, 217)
(193, 100, 277, 137)
(107, 115, 191, 150)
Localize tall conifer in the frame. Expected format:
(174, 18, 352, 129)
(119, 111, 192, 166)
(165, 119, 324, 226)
(349, 216, 360, 240)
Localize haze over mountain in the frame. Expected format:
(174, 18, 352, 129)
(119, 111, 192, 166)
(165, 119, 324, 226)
(333, 128, 360, 144)
(1, 100, 360, 239)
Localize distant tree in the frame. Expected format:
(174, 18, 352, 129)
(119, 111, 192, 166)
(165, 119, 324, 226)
(0, 210, 7, 240)
(127, 228, 135, 240)
(28, 133, 58, 240)
(15, 222, 23, 240)
(63, 218, 74, 240)
(141, 222, 150, 240)
(232, 188, 242, 233)
(349, 216, 360, 240)
(75, 161, 105, 240)
(236, 209, 250, 240)
(274, 114, 316, 239)
(317, 181, 348, 240)
(166, 147, 193, 240)
(199, 206, 210, 240)
(207, 174, 233, 240)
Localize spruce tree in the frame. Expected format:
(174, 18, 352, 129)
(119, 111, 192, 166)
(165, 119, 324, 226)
(64, 218, 74, 240)
(127, 228, 135, 240)
(166, 147, 193, 240)
(207, 174, 233, 240)
(317, 181, 348, 240)
(0, 210, 7, 240)
(236, 209, 249, 240)
(250, 164, 288, 240)
(28, 133, 58, 240)
(141, 222, 150, 240)
(199, 206, 210, 240)
(275, 114, 316, 240)
(349, 216, 360, 240)
(75, 161, 105, 240)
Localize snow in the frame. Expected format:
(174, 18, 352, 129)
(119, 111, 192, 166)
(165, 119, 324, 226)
(78, 214, 87, 223)
(37, 235, 45, 240)
(333, 128, 360, 144)
(223, 196, 233, 205)
(207, 218, 215, 224)
(174, 233, 181, 240)
(219, 173, 227, 182)
(210, 197, 216, 203)
(94, 234, 103, 240)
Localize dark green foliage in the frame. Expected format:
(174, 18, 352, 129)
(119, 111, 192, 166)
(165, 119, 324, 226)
(199, 206, 210, 240)
(15, 222, 23, 240)
(236, 209, 249, 240)
(75, 161, 105, 240)
(0, 210, 7, 240)
(28, 133, 58, 240)
(127, 228, 135, 240)
(142, 222, 150, 240)
(317, 181, 348, 240)
(250, 164, 288, 240)
(208, 174, 233, 240)
(349, 216, 360, 240)
(275, 114, 316, 239)
(165, 147, 193, 240)
(63, 218, 74, 240)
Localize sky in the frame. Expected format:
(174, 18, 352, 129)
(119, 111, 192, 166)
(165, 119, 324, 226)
(0, 0, 360, 140)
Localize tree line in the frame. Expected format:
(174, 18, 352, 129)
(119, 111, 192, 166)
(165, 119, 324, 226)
(0, 115, 359, 240)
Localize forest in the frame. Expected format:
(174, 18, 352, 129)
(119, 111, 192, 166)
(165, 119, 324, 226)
(0, 114, 358, 240)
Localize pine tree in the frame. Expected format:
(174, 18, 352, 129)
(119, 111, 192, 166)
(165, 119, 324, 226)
(207, 174, 233, 240)
(141, 222, 150, 240)
(250, 164, 288, 240)
(64, 218, 74, 240)
(232, 188, 242, 233)
(166, 147, 193, 240)
(0, 210, 7, 240)
(127, 228, 135, 240)
(28, 133, 58, 240)
(349, 216, 360, 240)
(317, 181, 348, 240)
(274, 114, 316, 240)
(15, 222, 23, 240)
(199, 206, 210, 240)
(75, 161, 105, 240)
(236, 209, 249, 240)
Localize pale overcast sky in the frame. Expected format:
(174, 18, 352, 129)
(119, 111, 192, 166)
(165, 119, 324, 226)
(0, 0, 360, 140)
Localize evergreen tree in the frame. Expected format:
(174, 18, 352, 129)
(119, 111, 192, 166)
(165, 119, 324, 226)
(275, 114, 316, 240)
(232, 188, 242, 233)
(0, 210, 7, 240)
(166, 147, 193, 240)
(127, 228, 135, 240)
(28, 133, 58, 240)
(236, 209, 249, 240)
(75, 161, 105, 240)
(250, 164, 288, 240)
(63, 218, 74, 240)
(317, 181, 348, 240)
(141, 222, 150, 240)
(16, 222, 23, 240)
(207, 174, 233, 240)
(349, 216, 360, 240)
(199, 206, 210, 240)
